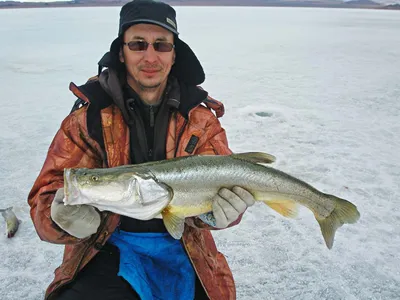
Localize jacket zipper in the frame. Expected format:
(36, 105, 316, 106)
(182, 238, 211, 299)
(149, 106, 154, 159)
(149, 106, 155, 127)
(46, 213, 111, 299)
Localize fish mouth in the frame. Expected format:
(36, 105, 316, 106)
(63, 169, 81, 205)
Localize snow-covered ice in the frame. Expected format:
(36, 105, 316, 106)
(0, 6, 399, 300)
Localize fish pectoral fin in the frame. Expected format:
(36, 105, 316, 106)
(316, 196, 360, 249)
(231, 152, 276, 164)
(162, 207, 185, 240)
(254, 192, 298, 218)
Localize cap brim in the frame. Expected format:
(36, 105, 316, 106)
(121, 19, 179, 35)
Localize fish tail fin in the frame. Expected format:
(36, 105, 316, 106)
(161, 206, 185, 240)
(253, 192, 299, 218)
(316, 196, 360, 249)
(231, 152, 276, 164)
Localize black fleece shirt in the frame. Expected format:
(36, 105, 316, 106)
(119, 84, 172, 233)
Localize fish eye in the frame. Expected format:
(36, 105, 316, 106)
(91, 175, 99, 181)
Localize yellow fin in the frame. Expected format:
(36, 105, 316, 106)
(231, 152, 276, 164)
(161, 206, 185, 240)
(263, 199, 298, 218)
(253, 191, 299, 218)
(316, 196, 360, 249)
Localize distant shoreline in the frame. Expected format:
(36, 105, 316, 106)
(0, 1, 399, 10)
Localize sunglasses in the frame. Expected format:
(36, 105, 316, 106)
(123, 41, 175, 52)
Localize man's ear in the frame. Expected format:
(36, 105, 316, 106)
(172, 51, 176, 65)
(119, 48, 125, 63)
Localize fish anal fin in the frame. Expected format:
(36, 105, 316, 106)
(253, 191, 298, 218)
(162, 206, 185, 240)
(231, 152, 276, 164)
(264, 200, 298, 218)
(263, 199, 299, 218)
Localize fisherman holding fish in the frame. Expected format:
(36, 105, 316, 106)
(28, 1, 256, 299)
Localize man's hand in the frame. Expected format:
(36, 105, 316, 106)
(212, 186, 255, 228)
(50, 188, 101, 239)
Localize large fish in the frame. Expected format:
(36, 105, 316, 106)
(0, 207, 20, 238)
(64, 152, 360, 249)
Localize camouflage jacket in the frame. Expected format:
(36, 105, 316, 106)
(28, 78, 240, 300)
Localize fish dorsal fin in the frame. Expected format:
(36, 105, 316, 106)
(231, 152, 276, 164)
(162, 206, 185, 239)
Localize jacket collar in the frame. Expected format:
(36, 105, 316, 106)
(70, 69, 225, 120)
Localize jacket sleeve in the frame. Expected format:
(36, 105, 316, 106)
(185, 112, 245, 230)
(27, 110, 104, 244)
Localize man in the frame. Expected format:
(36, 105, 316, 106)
(28, 1, 255, 299)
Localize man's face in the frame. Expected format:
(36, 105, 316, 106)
(120, 23, 176, 93)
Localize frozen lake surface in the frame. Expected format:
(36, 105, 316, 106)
(0, 6, 399, 300)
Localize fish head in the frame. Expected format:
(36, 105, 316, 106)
(63, 167, 172, 219)
(64, 167, 137, 205)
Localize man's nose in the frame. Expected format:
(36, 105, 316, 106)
(143, 44, 158, 62)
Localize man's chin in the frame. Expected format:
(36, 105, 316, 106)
(139, 82, 162, 90)
(138, 78, 164, 90)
